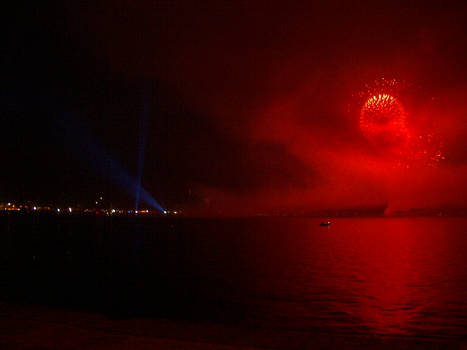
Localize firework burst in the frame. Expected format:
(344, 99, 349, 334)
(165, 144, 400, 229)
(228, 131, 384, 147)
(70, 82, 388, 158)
(355, 78, 444, 168)
(360, 93, 408, 145)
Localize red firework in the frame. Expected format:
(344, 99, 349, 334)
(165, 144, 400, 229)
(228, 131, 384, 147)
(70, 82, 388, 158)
(360, 93, 408, 147)
(355, 78, 444, 168)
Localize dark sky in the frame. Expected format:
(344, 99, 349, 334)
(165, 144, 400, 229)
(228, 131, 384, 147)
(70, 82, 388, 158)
(4, 1, 467, 214)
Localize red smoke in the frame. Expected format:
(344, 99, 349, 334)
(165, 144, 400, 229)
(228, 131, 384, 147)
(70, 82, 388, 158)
(185, 75, 467, 216)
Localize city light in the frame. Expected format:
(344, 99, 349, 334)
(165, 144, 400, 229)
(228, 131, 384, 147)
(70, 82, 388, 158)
(0, 200, 172, 216)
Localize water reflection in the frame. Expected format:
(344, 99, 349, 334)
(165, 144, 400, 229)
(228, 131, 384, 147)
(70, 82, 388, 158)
(6, 215, 464, 338)
(180, 217, 467, 337)
(301, 218, 466, 336)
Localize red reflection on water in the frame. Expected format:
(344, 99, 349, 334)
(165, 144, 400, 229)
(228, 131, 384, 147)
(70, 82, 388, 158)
(321, 218, 465, 336)
(345, 220, 417, 334)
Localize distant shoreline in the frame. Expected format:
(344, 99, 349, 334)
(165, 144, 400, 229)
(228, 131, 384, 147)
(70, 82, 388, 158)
(1, 211, 466, 219)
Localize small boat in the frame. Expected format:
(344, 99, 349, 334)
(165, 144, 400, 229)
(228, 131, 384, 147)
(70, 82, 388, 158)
(319, 221, 331, 226)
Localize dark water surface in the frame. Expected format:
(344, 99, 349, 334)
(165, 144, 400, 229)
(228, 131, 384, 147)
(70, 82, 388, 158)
(2, 215, 466, 339)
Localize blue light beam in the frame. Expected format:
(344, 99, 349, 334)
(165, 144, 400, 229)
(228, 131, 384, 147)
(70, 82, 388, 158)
(57, 113, 165, 213)
(135, 93, 150, 212)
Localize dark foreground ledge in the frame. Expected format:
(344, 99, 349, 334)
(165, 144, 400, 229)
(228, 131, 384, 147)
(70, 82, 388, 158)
(1, 302, 464, 350)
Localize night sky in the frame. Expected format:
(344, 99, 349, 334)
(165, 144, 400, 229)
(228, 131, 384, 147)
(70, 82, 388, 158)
(4, 1, 467, 214)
